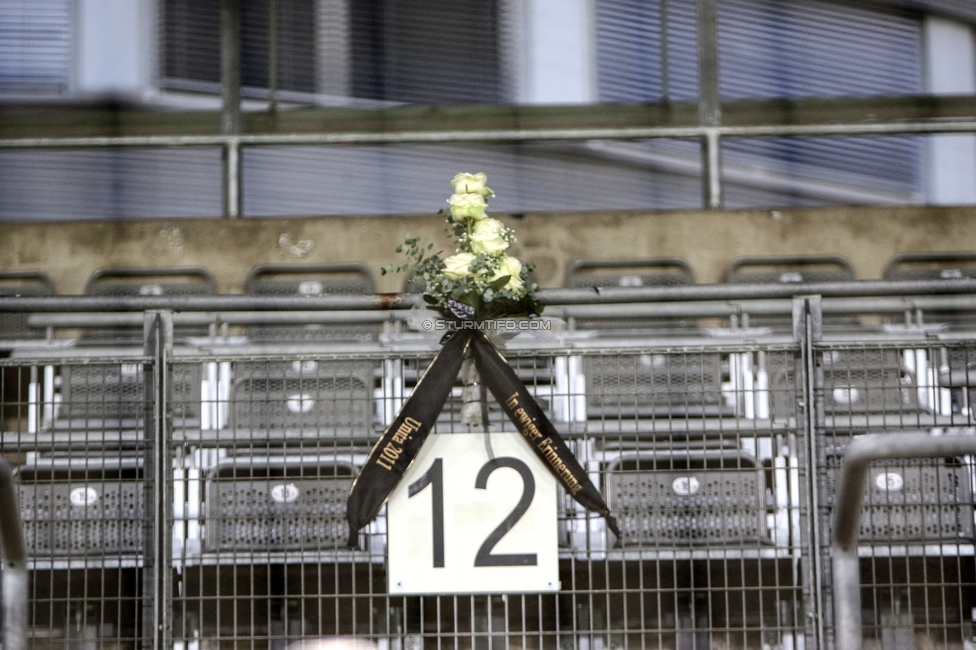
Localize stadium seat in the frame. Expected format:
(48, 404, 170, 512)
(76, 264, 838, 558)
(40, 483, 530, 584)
(0, 271, 55, 340)
(17, 456, 144, 557)
(564, 258, 696, 331)
(604, 446, 771, 546)
(723, 255, 857, 328)
(202, 455, 358, 553)
(244, 264, 378, 343)
(884, 251, 976, 327)
(82, 267, 217, 343)
(229, 359, 375, 438)
(583, 351, 733, 419)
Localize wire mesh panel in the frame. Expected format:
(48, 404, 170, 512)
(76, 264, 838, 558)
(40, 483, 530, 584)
(575, 342, 807, 649)
(20, 323, 976, 648)
(0, 355, 156, 650)
(815, 339, 976, 649)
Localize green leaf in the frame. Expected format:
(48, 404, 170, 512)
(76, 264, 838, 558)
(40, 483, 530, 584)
(423, 294, 440, 306)
(489, 275, 510, 291)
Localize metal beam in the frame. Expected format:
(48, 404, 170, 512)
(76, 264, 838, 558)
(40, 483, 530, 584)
(2, 95, 974, 142)
(3, 118, 976, 150)
(4, 279, 976, 312)
(221, 0, 242, 217)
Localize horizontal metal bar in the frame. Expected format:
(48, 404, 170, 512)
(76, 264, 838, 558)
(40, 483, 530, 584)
(538, 279, 976, 305)
(27, 310, 405, 327)
(18, 294, 976, 329)
(2, 120, 976, 150)
(831, 432, 976, 650)
(3, 279, 976, 312)
(0, 294, 420, 312)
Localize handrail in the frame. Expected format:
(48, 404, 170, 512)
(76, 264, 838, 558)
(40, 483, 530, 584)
(830, 433, 976, 650)
(2, 278, 976, 312)
(0, 458, 27, 650)
(21, 293, 976, 329)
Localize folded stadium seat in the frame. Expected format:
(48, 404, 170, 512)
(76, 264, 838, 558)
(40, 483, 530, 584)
(16, 456, 145, 559)
(883, 251, 976, 328)
(583, 350, 734, 419)
(564, 258, 696, 331)
(938, 346, 976, 421)
(229, 358, 376, 440)
(723, 255, 858, 329)
(820, 433, 974, 544)
(82, 267, 217, 344)
(820, 348, 920, 417)
(202, 455, 362, 554)
(0, 271, 55, 341)
(55, 360, 201, 431)
(603, 445, 772, 547)
(244, 264, 378, 344)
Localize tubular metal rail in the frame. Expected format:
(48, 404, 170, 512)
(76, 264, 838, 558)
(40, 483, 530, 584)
(0, 457, 27, 650)
(831, 434, 976, 650)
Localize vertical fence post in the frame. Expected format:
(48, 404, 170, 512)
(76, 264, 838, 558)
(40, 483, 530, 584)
(794, 295, 824, 649)
(268, 0, 279, 113)
(697, 0, 722, 209)
(0, 458, 27, 650)
(143, 311, 173, 650)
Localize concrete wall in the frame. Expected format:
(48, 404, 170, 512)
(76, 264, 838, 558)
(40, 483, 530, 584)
(1, 205, 974, 295)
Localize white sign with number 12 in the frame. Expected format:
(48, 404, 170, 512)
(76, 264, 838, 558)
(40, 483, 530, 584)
(387, 431, 560, 594)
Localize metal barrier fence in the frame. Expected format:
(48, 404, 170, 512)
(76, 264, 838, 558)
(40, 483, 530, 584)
(1, 289, 975, 650)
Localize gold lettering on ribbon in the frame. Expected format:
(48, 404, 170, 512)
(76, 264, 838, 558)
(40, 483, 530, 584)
(505, 392, 583, 495)
(375, 417, 423, 471)
(537, 437, 584, 495)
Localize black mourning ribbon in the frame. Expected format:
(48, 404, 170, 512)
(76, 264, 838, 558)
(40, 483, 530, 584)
(345, 328, 620, 548)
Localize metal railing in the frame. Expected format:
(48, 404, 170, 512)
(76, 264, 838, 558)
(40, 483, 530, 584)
(2, 283, 976, 649)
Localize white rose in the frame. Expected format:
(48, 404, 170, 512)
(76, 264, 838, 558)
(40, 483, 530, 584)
(442, 252, 476, 279)
(468, 218, 509, 255)
(493, 256, 524, 290)
(447, 193, 487, 221)
(451, 172, 493, 197)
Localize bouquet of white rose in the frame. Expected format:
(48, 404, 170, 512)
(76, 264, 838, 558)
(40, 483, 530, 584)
(347, 173, 619, 542)
(383, 172, 542, 321)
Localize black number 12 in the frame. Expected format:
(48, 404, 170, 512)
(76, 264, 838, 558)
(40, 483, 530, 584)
(407, 456, 537, 568)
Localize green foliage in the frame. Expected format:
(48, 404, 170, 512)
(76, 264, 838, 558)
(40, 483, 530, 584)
(389, 174, 543, 322)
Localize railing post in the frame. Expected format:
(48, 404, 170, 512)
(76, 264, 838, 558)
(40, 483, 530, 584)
(143, 311, 173, 650)
(221, 0, 242, 218)
(794, 295, 824, 649)
(0, 458, 27, 650)
(697, 0, 722, 209)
